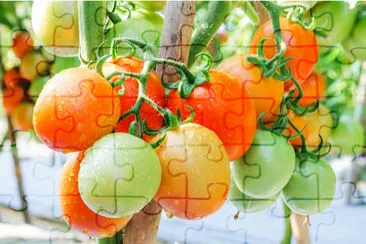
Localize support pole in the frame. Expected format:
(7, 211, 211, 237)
(124, 2, 196, 243)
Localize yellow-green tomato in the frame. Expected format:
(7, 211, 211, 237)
(20, 51, 51, 81)
(229, 175, 279, 214)
(32, 0, 79, 57)
(282, 158, 336, 215)
(232, 130, 296, 198)
(78, 133, 162, 218)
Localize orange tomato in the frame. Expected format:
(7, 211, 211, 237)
(33, 67, 121, 152)
(153, 123, 230, 220)
(12, 31, 34, 59)
(249, 17, 319, 91)
(11, 102, 34, 130)
(102, 57, 166, 139)
(218, 54, 284, 120)
(285, 109, 310, 147)
(60, 153, 131, 238)
(4, 68, 21, 88)
(2, 86, 25, 114)
(167, 70, 257, 161)
(294, 71, 326, 107)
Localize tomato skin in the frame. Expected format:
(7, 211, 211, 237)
(312, 1, 357, 46)
(232, 130, 295, 198)
(285, 110, 310, 147)
(11, 102, 34, 130)
(218, 54, 284, 119)
(102, 57, 166, 139)
(249, 17, 319, 91)
(60, 153, 131, 238)
(4, 68, 21, 88)
(305, 104, 333, 149)
(32, 0, 79, 57)
(328, 114, 365, 156)
(229, 175, 279, 213)
(294, 71, 326, 107)
(167, 70, 257, 161)
(33, 67, 121, 152)
(282, 158, 336, 215)
(2, 86, 25, 114)
(12, 31, 33, 59)
(134, 1, 166, 12)
(20, 51, 51, 81)
(153, 123, 230, 220)
(342, 13, 366, 61)
(78, 133, 162, 218)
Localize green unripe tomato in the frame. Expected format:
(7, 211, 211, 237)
(229, 175, 279, 213)
(134, 1, 166, 12)
(28, 76, 49, 102)
(328, 114, 365, 156)
(282, 158, 336, 215)
(312, 1, 357, 46)
(32, 0, 79, 57)
(342, 13, 366, 61)
(232, 130, 295, 198)
(78, 133, 162, 218)
(50, 56, 81, 75)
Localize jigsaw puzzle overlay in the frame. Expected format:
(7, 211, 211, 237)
(1, 1, 366, 244)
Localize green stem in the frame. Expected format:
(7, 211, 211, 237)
(78, 1, 107, 62)
(97, 230, 123, 244)
(281, 202, 292, 244)
(238, 2, 260, 25)
(188, 1, 233, 68)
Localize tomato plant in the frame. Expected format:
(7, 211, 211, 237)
(4, 68, 20, 88)
(285, 109, 310, 147)
(328, 114, 365, 156)
(31, 0, 79, 57)
(282, 158, 336, 215)
(249, 17, 319, 91)
(12, 31, 33, 59)
(153, 123, 230, 220)
(33, 67, 121, 152)
(167, 70, 257, 161)
(102, 57, 166, 138)
(27, 76, 48, 102)
(312, 1, 357, 46)
(229, 175, 279, 214)
(11, 102, 34, 130)
(294, 71, 326, 107)
(50, 56, 81, 75)
(20, 51, 51, 81)
(218, 54, 284, 119)
(2, 86, 25, 114)
(342, 12, 366, 61)
(60, 152, 131, 238)
(78, 133, 161, 218)
(232, 130, 295, 198)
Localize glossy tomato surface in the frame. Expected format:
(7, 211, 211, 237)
(153, 123, 230, 220)
(33, 67, 121, 152)
(167, 70, 257, 161)
(60, 153, 131, 238)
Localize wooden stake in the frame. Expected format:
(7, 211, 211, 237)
(290, 212, 310, 244)
(124, 2, 196, 243)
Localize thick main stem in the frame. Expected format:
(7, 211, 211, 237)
(78, 1, 107, 63)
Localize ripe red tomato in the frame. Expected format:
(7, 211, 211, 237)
(33, 67, 121, 152)
(249, 17, 319, 91)
(153, 123, 230, 220)
(218, 54, 284, 120)
(12, 31, 34, 59)
(167, 70, 257, 161)
(2, 86, 25, 114)
(4, 68, 20, 88)
(60, 153, 131, 238)
(103, 57, 166, 138)
(11, 102, 34, 130)
(294, 71, 326, 107)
